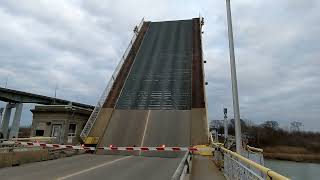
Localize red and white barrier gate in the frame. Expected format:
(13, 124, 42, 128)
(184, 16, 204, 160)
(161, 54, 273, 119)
(15, 141, 213, 152)
(15, 141, 95, 150)
(97, 146, 200, 151)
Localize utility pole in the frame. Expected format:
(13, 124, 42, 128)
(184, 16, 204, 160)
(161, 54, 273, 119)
(225, 0, 242, 153)
(54, 84, 58, 104)
(5, 77, 8, 88)
(224, 108, 228, 142)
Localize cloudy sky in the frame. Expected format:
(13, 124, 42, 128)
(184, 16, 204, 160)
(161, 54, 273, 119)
(0, 0, 319, 131)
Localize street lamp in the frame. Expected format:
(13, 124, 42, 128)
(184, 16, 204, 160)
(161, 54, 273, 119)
(225, 0, 242, 153)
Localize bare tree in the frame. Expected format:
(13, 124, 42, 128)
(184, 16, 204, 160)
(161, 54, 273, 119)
(262, 121, 279, 130)
(209, 120, 223, 131)
(290, 121, 303, 132)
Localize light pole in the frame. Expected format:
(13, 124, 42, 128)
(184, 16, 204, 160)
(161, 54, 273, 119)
(224, 108, 228, 142)
(225, 0, 242, 153)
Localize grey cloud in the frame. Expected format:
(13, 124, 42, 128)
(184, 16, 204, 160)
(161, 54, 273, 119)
(0, 1, 319, 131)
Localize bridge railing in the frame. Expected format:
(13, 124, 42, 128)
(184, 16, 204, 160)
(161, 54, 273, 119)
(224, 153, 264, 180)
(213, 143, 289, 180)
(171, 151, 192, 180)
(80, 18, 145, 141)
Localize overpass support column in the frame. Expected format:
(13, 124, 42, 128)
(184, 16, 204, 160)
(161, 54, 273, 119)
(0, 108, 3, 128)
(9, 103, 23, 139)
(0, 103, 13, 139)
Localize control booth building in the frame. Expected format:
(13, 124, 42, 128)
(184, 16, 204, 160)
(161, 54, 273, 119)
(30, 105, 92, 145)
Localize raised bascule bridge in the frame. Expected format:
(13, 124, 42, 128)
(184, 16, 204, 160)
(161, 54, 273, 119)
(0, 18, 289, 180)
(82, 18, 209, 151)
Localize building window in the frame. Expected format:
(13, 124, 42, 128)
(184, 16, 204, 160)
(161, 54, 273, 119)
(35, 130, 44, 136)
(68, 124, 77, 137)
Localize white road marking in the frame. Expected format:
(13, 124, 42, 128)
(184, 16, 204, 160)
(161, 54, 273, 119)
(56, 156, 131, 180)
(140, 110, 151, 155)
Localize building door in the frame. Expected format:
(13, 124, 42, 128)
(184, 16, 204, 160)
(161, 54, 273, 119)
(51, 124, 62, 144)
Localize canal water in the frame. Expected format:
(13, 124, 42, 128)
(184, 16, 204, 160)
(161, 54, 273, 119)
(265, 159, 320, 180)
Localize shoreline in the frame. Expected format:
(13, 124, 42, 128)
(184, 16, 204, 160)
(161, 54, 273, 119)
(260, 146, 320, 163)
(263, 152, 320, 163)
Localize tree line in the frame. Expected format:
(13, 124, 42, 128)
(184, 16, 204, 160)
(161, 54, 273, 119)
(210, 119, 320, 153)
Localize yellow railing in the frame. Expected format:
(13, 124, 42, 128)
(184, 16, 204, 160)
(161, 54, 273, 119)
(246, 145, 263, 153)
(213, 143, 289, 180)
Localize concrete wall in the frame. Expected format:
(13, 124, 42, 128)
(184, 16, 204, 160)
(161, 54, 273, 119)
(31, 106, 91, 145)
(97, 109, 208, 148)
(142, 110, 191, 147)
(88, 108, 113, 138)
(31, 112, 69, 137)
(191, 108, 209, 145)
(99, 110, 148, 147)
(0, 149, 49, 168)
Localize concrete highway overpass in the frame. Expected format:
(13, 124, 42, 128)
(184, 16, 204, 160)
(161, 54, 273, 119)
(0, 87, 94, 139)
(0, 87, 94, 109)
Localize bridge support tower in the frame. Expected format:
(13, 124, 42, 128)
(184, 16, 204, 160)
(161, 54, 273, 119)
(0, 102, 23, 139)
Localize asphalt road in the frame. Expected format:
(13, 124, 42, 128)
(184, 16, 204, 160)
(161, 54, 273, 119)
(0, 154, 182, 180)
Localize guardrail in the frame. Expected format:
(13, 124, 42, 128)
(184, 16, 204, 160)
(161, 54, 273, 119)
(247, 145, 263, 153)
(80, 18, 145, 141)
(171, 151, 192, 180)
(213, 143, 289, 180)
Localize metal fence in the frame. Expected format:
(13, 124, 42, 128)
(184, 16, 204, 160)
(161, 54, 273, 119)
(224, 153, 264, 180)
(213, 144, 289, 180)
(80, 18, 145, 141)
(241, 148, 265, 178)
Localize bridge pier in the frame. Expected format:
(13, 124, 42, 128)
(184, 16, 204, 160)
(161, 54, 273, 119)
(0, 103, 14, 138)
(9, 103, 23, 139)
(0, 102, 23, 139)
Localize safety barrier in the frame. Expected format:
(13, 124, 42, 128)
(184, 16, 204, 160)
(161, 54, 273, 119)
(213, 143, 289, 180)
(14, 141, 207, 152)
(97, 146, 200, 151)
(224, 153, 264, 180)
(171, 151, 192, 180)
(80, 18, 145, 141)
(15, 141, 95, 150)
